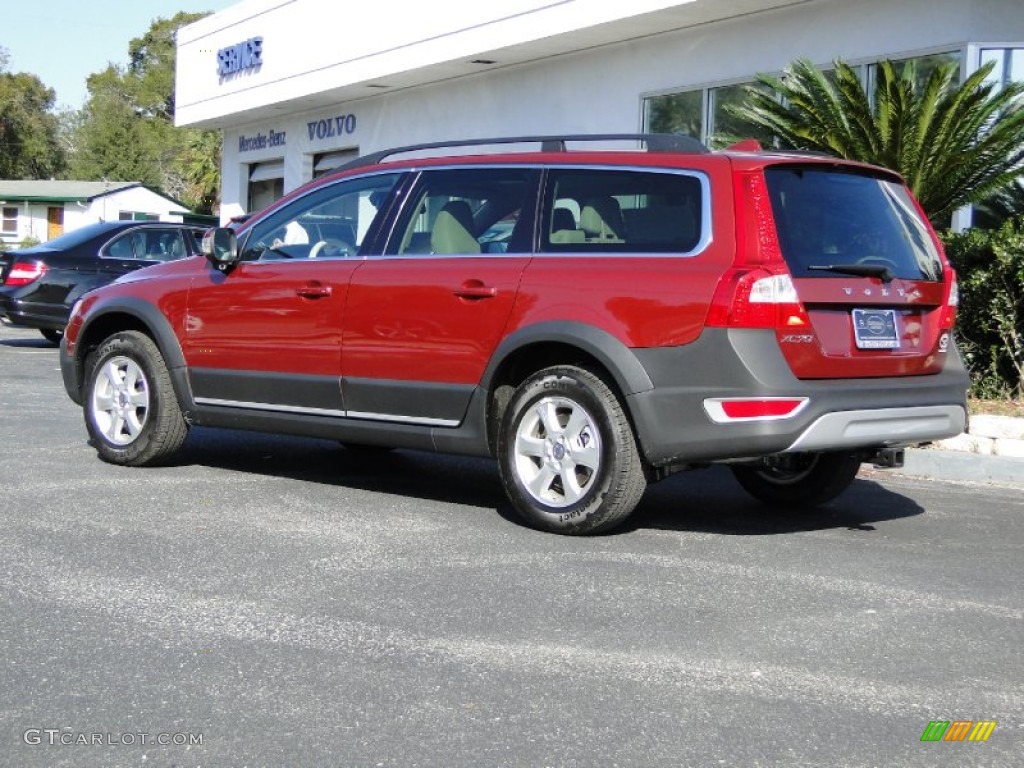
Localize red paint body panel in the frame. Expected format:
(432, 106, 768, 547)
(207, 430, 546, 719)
(342, 257, 530, 384)
(508, 257, 728, 348)
(780, 277, 950, 378)
(184, 260, 352, 377)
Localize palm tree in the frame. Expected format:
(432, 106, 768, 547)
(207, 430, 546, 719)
(180, 129, 222, 215)
(974, 179, 1024, 228)
(726, 58, 1024, 225)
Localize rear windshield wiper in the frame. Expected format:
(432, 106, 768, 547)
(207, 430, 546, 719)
(807, 263, 895, 283)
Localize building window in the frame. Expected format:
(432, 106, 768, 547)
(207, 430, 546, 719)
(313, 149, 359, 179)
(645, 90, 703, 141)
(708, 81, 776, 146)
(2, 206, 17, 234)
(118, 211, 159, 221)
(644, 80, 777, 147)
(980, 47, 1024, 92)
(866, 51, 961, 96)
(643, 51, 959, 147)
(248, 160, 285, 212)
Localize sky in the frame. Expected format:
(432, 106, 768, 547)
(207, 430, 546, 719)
(1, 0, 238, 110)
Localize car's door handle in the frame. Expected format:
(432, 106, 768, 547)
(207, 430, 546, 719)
(454, 280, 497, 300)
(296, 283, 332, 299)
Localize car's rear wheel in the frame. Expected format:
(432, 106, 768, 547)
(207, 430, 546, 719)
(497, 365, 646, 535)
(83, 331, 189, 466)
(40, 328, 63, 345)
(730, 451, 862, 508)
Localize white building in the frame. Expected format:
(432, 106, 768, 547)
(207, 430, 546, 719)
(0, 181, 191, 247)
(174, 0, 1024, 225)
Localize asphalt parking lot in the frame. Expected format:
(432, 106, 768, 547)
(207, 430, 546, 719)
(1, 322, 1021, 767)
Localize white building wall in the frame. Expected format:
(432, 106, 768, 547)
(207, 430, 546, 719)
(82, 187, 190, 225)
(195, 0, 1024, 221)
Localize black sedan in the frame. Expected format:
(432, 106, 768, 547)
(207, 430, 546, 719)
(0, 221, 206, 344)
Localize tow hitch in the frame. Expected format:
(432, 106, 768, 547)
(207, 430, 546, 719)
(868, 448, 905, 469)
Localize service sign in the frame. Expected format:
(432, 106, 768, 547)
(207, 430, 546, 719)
(218, 37, 263, 77)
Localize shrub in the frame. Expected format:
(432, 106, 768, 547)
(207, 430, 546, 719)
(942, 220, 1024, 399)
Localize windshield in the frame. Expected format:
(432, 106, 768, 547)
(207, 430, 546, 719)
(765, 167, 943, 281)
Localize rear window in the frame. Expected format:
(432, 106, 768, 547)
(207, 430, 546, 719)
(765, 167, 943, 281)
(541, 169, 706, 254)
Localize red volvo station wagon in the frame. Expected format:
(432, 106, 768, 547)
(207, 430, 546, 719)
(60, 134, 969, 534)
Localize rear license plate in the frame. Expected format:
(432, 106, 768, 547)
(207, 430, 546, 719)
(852, 308, 899, 349)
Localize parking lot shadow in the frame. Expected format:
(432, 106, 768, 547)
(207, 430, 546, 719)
(0, 336, 56, 348)
(171, 427, 923, 536)
(621, 467, 923, 535)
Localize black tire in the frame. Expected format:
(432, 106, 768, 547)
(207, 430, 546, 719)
(83, 331, 189, 466)
(40, 328, 63, 345)
(497, 365, 646, 535)
(730, 451, 862, 508)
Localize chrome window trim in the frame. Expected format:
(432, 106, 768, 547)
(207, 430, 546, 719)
(237, 162, 714, 265)
(380, 162, 713, 261)
(538, 164, 712, 259)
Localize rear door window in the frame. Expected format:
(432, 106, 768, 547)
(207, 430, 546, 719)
(386, 167, 534, 256)
(765, 167, 943, 281)
(130, 229, 188, 261)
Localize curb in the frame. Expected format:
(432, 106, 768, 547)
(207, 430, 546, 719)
(889, 447, 1024, 489)
(881, 413, 1024, 489)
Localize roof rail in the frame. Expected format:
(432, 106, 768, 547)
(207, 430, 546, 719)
(339, 133, 708, 171)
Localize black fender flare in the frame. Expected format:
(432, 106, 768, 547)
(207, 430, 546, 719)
(73, 297, 195, 412)
(480, 321, 654, 397)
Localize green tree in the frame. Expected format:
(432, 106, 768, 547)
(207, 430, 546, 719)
(180, 129, 222, 215)
(942, 220, 1024, 398)
(726, 58, 1024, 225)
(0, 47, 66, 178)
(70, 13, 221, 212)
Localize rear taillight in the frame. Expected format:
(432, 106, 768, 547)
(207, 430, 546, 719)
(704, 397, 810, 423)
(707, 170, 812, 330)
(707, 267, 811, 329)
(939, 272, 959, 330)
(4, 260, 46, 286)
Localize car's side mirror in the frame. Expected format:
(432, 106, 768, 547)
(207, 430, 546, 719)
(201, 228, 240, 272)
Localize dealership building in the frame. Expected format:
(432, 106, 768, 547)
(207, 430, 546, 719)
(175, 0, 1024, 225)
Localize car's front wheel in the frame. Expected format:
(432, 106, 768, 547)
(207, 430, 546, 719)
(497, 365, 646, 535)
(83, 331, 189, 466)
(730, 451, 862, 508)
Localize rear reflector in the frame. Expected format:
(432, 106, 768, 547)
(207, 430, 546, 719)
(704, 397, 810, 423)
(5, 261, 46, 286)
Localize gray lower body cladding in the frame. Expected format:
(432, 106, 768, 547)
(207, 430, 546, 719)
(627, 328, 969, 467)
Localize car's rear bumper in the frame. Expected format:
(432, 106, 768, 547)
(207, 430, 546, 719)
(628, 328, 970, 466)
(0, 294, 66, 331)
(785, 405, 965, 452)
